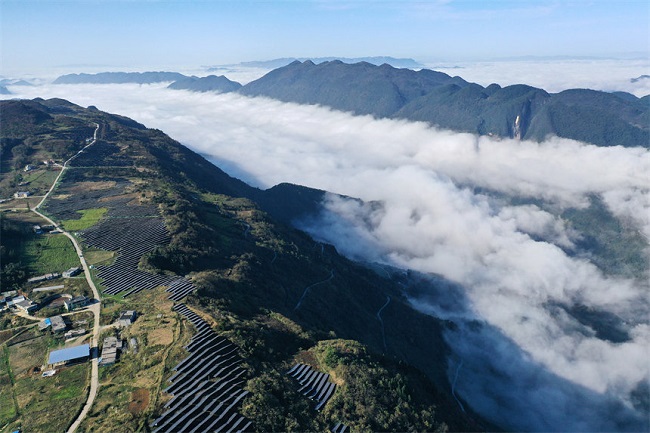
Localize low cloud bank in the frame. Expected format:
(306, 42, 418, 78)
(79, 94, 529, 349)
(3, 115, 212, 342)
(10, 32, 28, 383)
(431, 58, 650, 97)
(4, 84, 649, 431)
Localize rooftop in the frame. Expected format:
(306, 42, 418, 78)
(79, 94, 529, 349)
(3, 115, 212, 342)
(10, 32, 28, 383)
(48, 344, 90, 364)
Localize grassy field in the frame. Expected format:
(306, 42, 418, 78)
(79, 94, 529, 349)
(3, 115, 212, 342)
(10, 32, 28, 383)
(61, 208, 108, 231)
(0, 197, 43, 211)
(79, 287, 192, 433)
(83, 248, 115, 267)
(0, 334, 90, 433)
(24, 233, 79, 276)
(0, 211, 45, 224)
(0, 346, 17, 428)
(20, 169, 60, 197)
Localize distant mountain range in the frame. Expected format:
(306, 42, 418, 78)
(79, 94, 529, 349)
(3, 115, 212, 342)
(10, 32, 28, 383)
(53, 71, 187, 84)
(0, 86, 10, 95)
(209, 56, 425, 70)
(0, 79, 33, 87)
(51, 61, 649, 148)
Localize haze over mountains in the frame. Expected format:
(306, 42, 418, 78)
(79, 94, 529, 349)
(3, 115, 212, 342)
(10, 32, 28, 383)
(51, 61, 649, 148)
(227, 56, 425, 69)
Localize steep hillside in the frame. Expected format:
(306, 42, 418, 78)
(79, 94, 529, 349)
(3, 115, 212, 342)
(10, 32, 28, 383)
(0, 98, 484, 432)
(238, 60, 649, 148)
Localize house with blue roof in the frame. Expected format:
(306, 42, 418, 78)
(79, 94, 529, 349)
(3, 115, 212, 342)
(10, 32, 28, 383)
(48, 344, 90, 366)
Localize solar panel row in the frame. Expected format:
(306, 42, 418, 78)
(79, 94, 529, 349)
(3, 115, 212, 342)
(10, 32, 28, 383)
(151, 304, 252, 433)
(287, 363, 337, 411)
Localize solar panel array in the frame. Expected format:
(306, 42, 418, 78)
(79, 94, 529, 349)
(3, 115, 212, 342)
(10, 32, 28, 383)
(42, 178, 134, 220)
(151, 304, 252, 433)
(331, 422, 349, 433)
(42, 175, 197, 301)
(78, 216, 197, 300)
(68, 141, 135, 167)
(286, 363, 337, 411)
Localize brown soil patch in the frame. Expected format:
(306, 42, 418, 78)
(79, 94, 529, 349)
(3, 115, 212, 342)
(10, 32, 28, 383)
(236, 210, 254, 218)
(0, 329, 14, 344)
(294, 350, 317, 367)
(149, 327, 173, 346)
(46, 297, 69, 308)
(128, 388, 150, 415)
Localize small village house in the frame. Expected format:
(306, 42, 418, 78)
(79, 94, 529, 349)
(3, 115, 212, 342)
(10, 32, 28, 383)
(100, 336, 120, 366)
(63, 267, 82, 278)
(117, 310, 137, 327)
(64, 295, 88, 311)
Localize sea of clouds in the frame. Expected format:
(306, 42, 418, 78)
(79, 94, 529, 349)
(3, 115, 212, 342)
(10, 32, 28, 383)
(430, 58, 650, 97)
(3, 63, 648, 431)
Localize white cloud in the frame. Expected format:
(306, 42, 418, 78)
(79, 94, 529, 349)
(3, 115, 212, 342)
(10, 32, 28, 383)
(3, 82, 649, 431)
(430, 58, 650, 97)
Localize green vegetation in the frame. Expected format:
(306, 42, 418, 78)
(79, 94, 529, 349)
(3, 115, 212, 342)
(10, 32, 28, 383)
(61, 207, 108, 231)
(0, 99, 96, 198)
(11, 364, 88, 432)
(0, 214, 29, 290)
(24, 234, 79, 276)
(1, 211, 81, 288)
(83, 248, 115, 266)
(563, 196, 648, 278)
(240, 60, 648, 148)
(1, 334, 89, 433)
(19, 168, 59, 196)
(0, 345, 17, 428)
(313, 340, 448, 432)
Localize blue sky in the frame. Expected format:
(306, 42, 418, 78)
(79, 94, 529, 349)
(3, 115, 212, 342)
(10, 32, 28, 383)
(1, 0, 648, 74)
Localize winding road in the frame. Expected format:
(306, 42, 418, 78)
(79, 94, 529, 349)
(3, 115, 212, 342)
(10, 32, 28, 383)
(29, 123, 102, 433)
(294, 269, 334, 310)
(376, 295, 391, 352)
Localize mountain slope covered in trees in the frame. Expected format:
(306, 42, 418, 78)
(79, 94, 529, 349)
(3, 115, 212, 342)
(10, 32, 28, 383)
(239, 60, 649, 148)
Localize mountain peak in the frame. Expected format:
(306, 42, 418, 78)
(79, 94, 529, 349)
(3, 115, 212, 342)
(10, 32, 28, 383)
(167, 74, 242, 93)
(240, 60, 466, 118)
